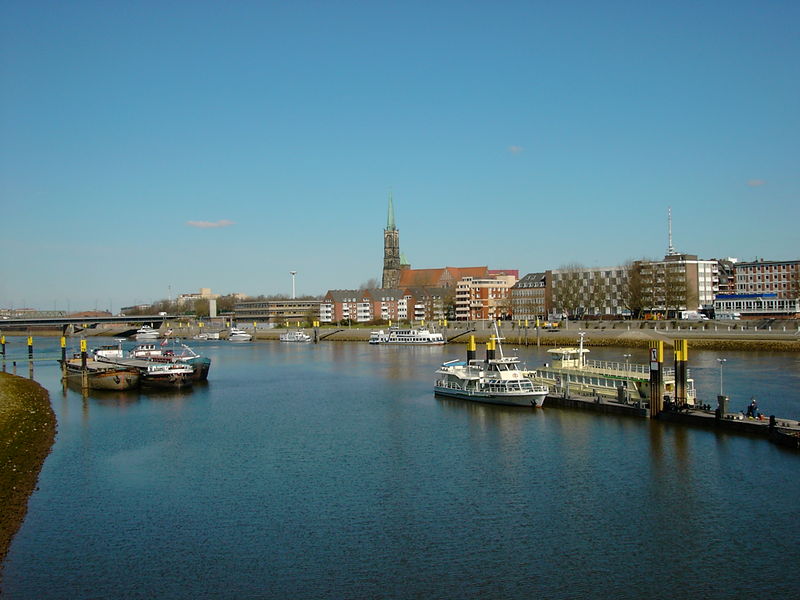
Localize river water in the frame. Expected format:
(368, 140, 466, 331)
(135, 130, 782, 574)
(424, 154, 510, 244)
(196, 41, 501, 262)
(2, 337, 799, 599)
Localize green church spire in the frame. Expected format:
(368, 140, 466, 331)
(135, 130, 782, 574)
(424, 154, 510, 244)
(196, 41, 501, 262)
(386, 191, 396, 231)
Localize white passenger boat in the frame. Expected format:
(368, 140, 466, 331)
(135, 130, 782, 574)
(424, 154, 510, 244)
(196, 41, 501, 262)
(134, 325, 160, 340)
(434, 329, 549, 407)
(228, 327, 252, 342)
(523, 335, 697, 405)
(280, 329, 312, 343)
(369, 327, 445, 345)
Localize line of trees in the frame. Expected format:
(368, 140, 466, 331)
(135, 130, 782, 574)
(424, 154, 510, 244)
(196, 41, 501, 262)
(550, 259, 691, 319)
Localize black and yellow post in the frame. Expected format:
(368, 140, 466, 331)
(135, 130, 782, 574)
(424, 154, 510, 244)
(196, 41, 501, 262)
(1, 334, 5, 359)
(674, 339, 688, 407)
(61, 336, 67, 377)
(648, 340, 664, 417)
(467, 335, 476, 363)
(80, 339, 88, 390)
(27, 335, 34, 378)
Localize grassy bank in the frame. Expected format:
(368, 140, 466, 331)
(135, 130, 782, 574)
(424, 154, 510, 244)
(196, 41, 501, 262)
(0, 372, 56, 576)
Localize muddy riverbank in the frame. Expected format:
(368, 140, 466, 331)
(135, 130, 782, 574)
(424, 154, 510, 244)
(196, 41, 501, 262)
(0, 373, 56, 578)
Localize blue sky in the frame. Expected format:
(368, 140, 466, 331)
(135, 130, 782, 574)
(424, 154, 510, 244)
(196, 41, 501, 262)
(1, 1, 797, 311)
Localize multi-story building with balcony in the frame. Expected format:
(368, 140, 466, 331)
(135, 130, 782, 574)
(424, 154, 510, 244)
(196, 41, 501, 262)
(319, 287, 449, 324)
(734, 259, 800, 298)
(454, 274, 517, 321)
(636, 254, 717, 314)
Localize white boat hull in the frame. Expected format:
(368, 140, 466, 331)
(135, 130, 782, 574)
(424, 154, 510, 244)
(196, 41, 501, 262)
(135, 333, 159, 340)
(434, 385, 547, 407)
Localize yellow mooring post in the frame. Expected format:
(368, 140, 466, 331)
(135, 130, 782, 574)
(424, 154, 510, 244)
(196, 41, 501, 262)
(649, 340, 664, 417)
(674, 339, 688, 408)
(80, 339, 89, 390)
(27, 335, 33, 359)
(60, 336, 67, 376)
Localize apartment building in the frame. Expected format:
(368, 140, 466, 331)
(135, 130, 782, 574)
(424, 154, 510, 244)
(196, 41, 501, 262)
(510, 272, 549, 320)
(454, 274, 517, 321)
(636, 254, 718, 313)
(548, 266, 630, 318)
(320, 288, 450, 324)
(734, 259, 800, 298)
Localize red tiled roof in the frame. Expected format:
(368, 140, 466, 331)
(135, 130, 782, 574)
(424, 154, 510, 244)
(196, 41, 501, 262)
(398, 266, 489, 287)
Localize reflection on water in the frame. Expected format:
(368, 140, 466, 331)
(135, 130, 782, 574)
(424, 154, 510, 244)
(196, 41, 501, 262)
(1, 337, 799, 599)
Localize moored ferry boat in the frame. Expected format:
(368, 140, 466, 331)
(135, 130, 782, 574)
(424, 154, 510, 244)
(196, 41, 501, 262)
(369, 327, 445, 345)
(434, 332, 549, 407)
(523, 337, 697, 405)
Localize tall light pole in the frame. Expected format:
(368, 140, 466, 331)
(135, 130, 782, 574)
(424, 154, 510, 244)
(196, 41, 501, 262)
(290, 271, 297, 300)
(717, 357, 727, 395)
(623, 353, 631, 401)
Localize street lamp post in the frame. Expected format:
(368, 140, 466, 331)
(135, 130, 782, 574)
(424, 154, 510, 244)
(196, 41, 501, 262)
(623, 353, 632, 402)
(717, 357, 727, 395)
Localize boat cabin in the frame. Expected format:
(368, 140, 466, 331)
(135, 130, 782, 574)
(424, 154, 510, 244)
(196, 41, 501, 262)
(546, 347, 590, 369)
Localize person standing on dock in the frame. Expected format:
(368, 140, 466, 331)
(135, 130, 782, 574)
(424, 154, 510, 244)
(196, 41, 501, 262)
(747, 398, 758, 418)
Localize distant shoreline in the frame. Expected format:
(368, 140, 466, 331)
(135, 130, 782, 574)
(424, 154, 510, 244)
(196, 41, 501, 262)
(3, 322, 798, 352)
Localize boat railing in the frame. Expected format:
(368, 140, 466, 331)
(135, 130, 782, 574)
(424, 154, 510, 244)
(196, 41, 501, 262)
(582, 359, 678, 378)
(583, 359, 650, 376)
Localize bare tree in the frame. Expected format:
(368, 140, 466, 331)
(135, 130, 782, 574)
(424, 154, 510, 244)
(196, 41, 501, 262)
(359, 277, 381, 290)
(662, 264, 688, 315)
(552, 263, 585, 318)
(586, 275, 608, 317)
(621, 260, 647, 318)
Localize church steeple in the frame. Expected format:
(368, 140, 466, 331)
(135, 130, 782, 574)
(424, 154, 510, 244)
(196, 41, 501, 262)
(387, 191, 396, 231)
(382, 191, 401, 289)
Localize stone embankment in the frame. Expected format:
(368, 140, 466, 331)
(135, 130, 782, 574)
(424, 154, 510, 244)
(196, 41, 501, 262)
(0, 373, 56, 575)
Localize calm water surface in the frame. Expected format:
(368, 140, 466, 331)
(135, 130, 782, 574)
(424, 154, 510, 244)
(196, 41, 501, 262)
(2, 337, 799, 599)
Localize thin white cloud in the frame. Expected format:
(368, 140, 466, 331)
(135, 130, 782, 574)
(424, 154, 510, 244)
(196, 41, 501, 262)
(186, 219, 235, 228)
(508, 145, 524, 154)
(746, 179, 766, 187)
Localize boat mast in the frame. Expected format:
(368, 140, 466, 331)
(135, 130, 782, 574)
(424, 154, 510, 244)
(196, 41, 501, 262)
(493, 321, 505, 359)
